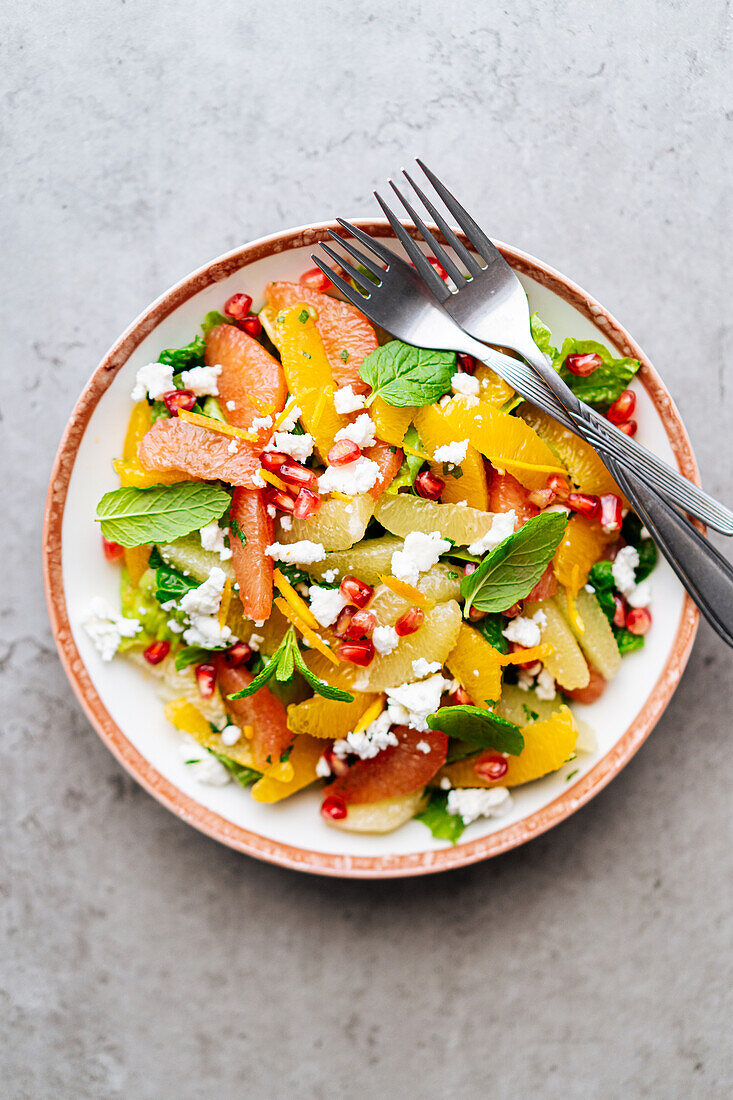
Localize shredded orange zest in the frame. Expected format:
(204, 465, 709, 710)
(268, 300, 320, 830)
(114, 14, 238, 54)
(274, 597, 340, 664)
(272, 397, 300, 431)
(273, 568, 320, 631)
(246, 391, 275, 416)
(485, 455, 566, 475)
(352, 695, 385, 734)
(218, 577, 233, 628)
(328, 491, 354, 502)
(258, 468, 290, 493)
(243, 725, 254, 741)
(310, 388, 330, 434)
(379, 574, 436, 610)
(178, 409, 259, 441)
(495, 642, 554, 667)
(565, 575, 585, 635)
(402, 441, 431, 461)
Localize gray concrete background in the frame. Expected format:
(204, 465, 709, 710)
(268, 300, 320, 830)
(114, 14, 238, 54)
(3, 1, 732, 1096)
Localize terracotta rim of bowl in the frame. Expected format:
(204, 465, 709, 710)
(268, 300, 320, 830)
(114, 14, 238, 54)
(43, 220, 700, 878)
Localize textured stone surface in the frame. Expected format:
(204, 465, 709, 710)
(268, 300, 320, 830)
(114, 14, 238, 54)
(2, 1, 732, 1096)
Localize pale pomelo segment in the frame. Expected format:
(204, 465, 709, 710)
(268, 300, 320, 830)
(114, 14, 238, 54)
(413, 403, 489, 510)
(163, 697, 260, 770)
(305, 536, 404, 586)
(138, 418, 261, 488)
(158, 536, 234, 582)
(128, 653, 227, 726)
(374, 494, 494, 546)
(445, 623, 503, 706)
(495, 683, 564, 725)
(553, 514, 613, 594)
(437, 395, 566, 490)
(287, 692, 380, 739)
(368, 564, 462, 625)
(438, 705, 577, 789)
(525, 598, 590, 691)
(263, 281, 378, 391)
(218, 663, 293, 771)
(473, 363, 516, 407)
(372, 398, 413, 447)
(326, 789, 427, 833)
(326, 726, 447, 804)
(488, 469, 539, 527)
(250, 734, 323, 803)
(557, 588, 621, 681)
(205, 323, 287, 428)
(278, 496, 374, 551)
(230, 487, 274, 621)
(520, 404, 623, 496)
(302, 600, 462, 693)
(365, 441, 403, 499)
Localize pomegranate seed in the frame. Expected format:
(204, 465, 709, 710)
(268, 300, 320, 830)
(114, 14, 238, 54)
(238, 314, 262, 337)
(607, 389, 636, 424)
(293, 488, 321, 519)
(598, 493, 623, 533)
(463, 562, 478, 577)
(195, 663, 217, 698)
(617, 419, 638, 436)
(223, 292, 253, 321)
(427, 255, 449, 280)
(415, 470, 445, 500)
(143, 640, 170, 665)
(474, 752, 508, 782)
(300, 267, 332, 292)
(528, 487, 555, 509)
(502, 602, 523, 618)
(261, 451, 289, 473)
(323, 745, 349, 777)
(457, 352, 477, 375)
(468, 607, 488, 622)
(339, 576, 374, 609)
(567, 492, 601, 520)
(321, 794, 348, 820)
(102, 536, 124, 562)
(265, 488, 296, 513)
(334, 605, 358, 638)
(450, 684, 473, 705)
(547, 473, 571, 501)
(395, 606, 424, 636)
(222, 641, 252, 668)
(338, 640, 375, 667)
(613, 596, 627, 629)
(344, 610, 377, 641)
(162, 389, 196, 416)
(626, 607, 652, 635)
(565, 352, 602, 377)
(279, 460, 318, 490)
(327, 439, 361, 466)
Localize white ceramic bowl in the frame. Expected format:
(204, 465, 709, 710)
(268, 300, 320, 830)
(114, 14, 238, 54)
(43, 221, 699, 877)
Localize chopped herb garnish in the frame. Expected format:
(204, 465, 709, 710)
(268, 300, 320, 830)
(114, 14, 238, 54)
(566, 768, 579, 782)
(340, 349, 350, 362)
(522, 705, 540, 722)
(229, 517, 247, 544)
(298, 309, 310, 323)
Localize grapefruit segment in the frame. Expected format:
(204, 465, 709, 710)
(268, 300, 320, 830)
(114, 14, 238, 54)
(366, 440, 402, 498)
(218, 663, 293, 771)
(489, 469, 539, 527)
(326, 725, 447, 804)
(205, 324, 287, 428)
(138, 417, 262, 487)
(229, 487, 274, 621)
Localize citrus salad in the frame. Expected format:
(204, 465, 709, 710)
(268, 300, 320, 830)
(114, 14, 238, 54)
(86, 264, 656, 842)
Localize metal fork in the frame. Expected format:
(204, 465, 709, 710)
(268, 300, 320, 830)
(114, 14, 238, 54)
(313, 226, 733, 647)
(376, 159, 733, 537)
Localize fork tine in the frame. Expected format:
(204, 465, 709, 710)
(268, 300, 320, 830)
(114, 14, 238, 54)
(416, 158, 502, 267)
(401, 168, 483, 276)
(336, 219, 398, 266)
(311, 253, 373, 306)
(326, 228, 384, 281)
(373, 190, 450, 301)
(318, 242, 378, 294)
(387, 179, 465, 286)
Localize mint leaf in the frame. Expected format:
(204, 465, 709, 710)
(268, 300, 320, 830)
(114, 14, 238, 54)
(96, 483, 230, 547)
(476, 614, 509, 654)
(154, 560, 198, 605)
(292, 644, 354, 702)
(587, 561, 616, 624)
(211, 751, 260, 788)
(427, 705, 524, 754)
(385, 425, 425, 494)
(415, 790, 467, 845)
(228, 653, 280, 699)
(360, 340, 455, 407)
(557, 338, 640, 409)
(461, 511, 568, 615)
(174, 645, 212, 672)
(227, 627, 353, 703)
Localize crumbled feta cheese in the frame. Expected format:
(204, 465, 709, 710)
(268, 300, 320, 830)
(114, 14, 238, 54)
(167, 619, 185, 634)
(322, 568, 340, 583)
(439, 776, 452, 790)
(333, 384, 367, 414)
(226, 400, 237, 411)
(451, 372, 480, 397)
(220, 724, 242, 746)
(386, 673, 449, 732)
(535, 668, 556, 701)
(183, 617, 233, 649)
(533, 609, 547, 630)
(309, 585, 348, 627)
(160, 599, 177, 612)
(315, 754, 332, 778)
(227, 439, 239, 455)
(179, 567, 234, 649)
(250, 414, 273, 433)
(333, 711, 398, 760)
(278, 403, 302, 432)
(626, 579, 652, 608)
(266, 504, 276, 519)
(334, 413, 377, 449)
(517, 669, 535, 691)
(180, 363, 222, 396)
(82, 597, 141, 661)
(269, 431, 314, 462)
(279, 515, 293, 531)
(433, 439, 468, 466)
(390, 531, 452, 586)
(612, 545, 640, 595)
(412, 658, 442, 679)
(372, 625, 399, 655)
(178, 735, 230, 786)
(545, 504, 571, 515)
(130, 361, 175, 401)
(416, 740, 431, 754)
(446, 787, 513, 824)
(467, 510, 516, 556)
(248, 633, 265, 652)
(265, 540, 326, 565)
(318, 457, 380, 495)
(502, 611, 545, 649)
(199, 521, 232, 561)
(252, 471, 266, 488)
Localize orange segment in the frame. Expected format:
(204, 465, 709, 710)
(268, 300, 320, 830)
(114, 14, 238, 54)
(251, 734, 324, 803)
(473, 362, 516, 407)
(414, 402, 489, 510)
(372, 398, 413, 447)
(113, 458, 196, 488)
(327, 726, 447, 804)
(287, 692, 381, 739)
(124, 545, 151, 586)
(123, 402, 152, 460)
(218, 664, 293, 771)
(553, 514, 614, 594)
(521, 405, 623, 496)
(164, 698, 261, 770)
(446, 623, 504, 706)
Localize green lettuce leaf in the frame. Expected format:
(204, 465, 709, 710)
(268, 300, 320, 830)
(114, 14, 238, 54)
(415, 790, 467, 845)
(557, 338, 640, 409)
(385, 426, 425, 494)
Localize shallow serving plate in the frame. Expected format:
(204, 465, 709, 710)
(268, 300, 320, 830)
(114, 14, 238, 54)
(43, 220, 699, 878)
